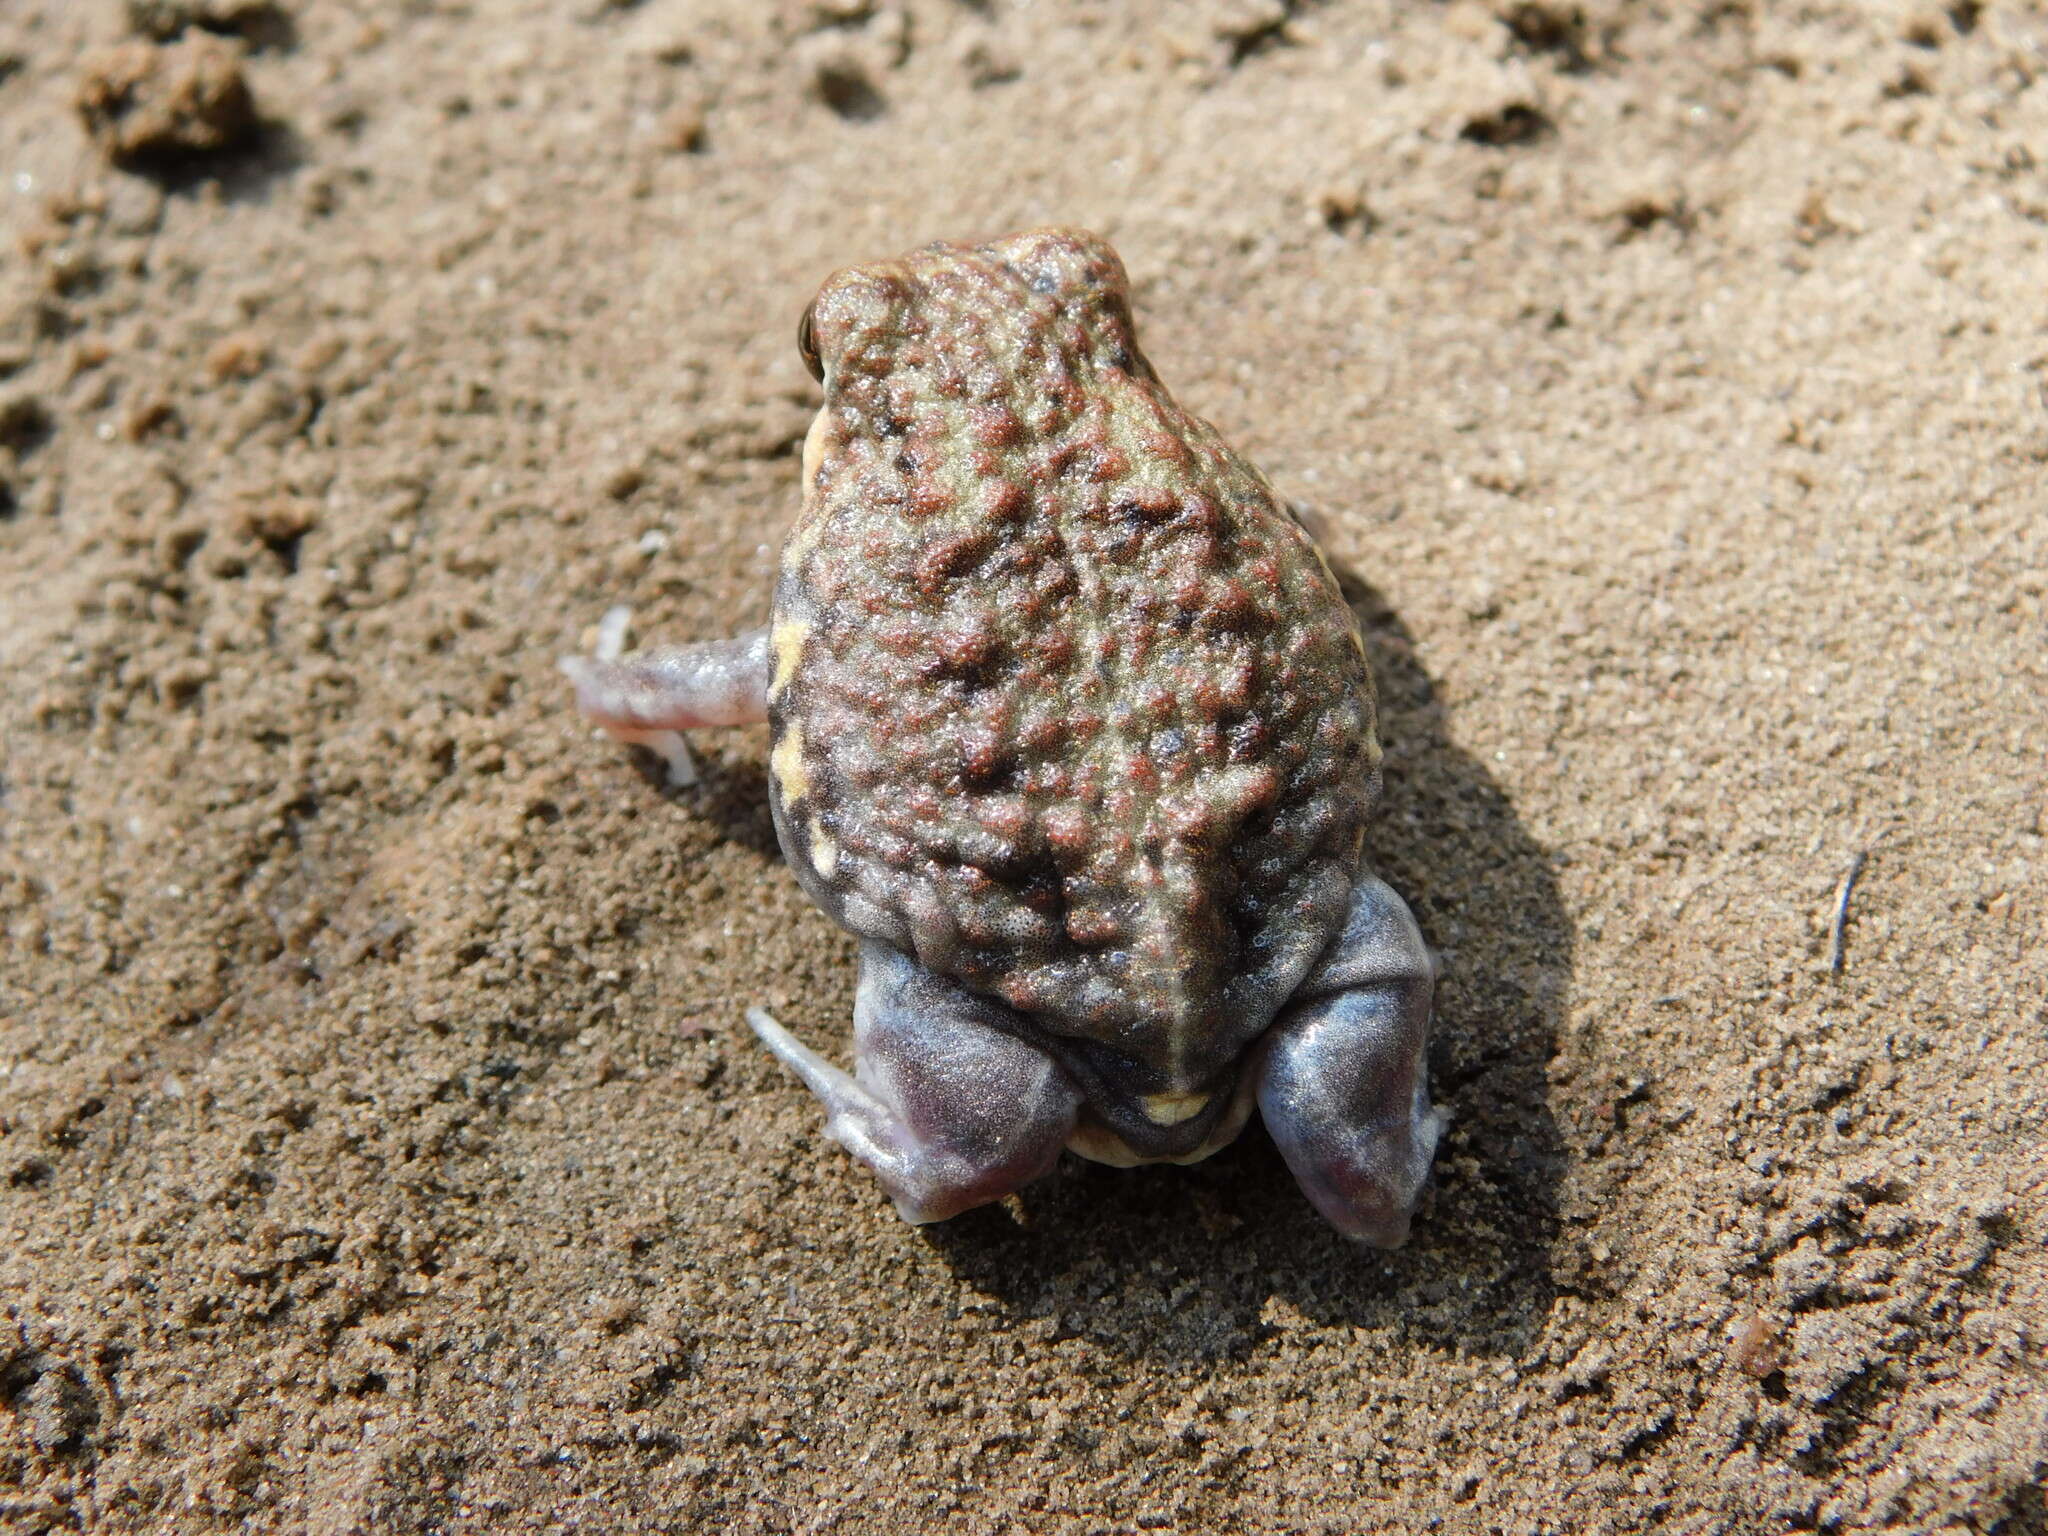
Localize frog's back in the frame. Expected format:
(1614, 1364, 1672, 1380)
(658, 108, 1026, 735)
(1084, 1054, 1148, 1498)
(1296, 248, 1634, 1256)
(766, 229, 1377, 1093)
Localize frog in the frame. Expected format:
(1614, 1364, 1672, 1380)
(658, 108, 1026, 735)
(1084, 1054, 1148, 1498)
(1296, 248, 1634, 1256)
(562, 228, 1442, 1247)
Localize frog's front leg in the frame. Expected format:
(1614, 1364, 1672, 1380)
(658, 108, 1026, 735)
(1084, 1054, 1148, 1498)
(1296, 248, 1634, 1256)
(1257, 874, 1444, 1249)
(747, 943, 1080, 1224)
(561, 626, 771, 784)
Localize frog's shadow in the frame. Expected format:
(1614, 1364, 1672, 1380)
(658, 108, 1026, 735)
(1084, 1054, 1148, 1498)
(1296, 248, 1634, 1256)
(919, 567, 1577, 1364)
(623, 745, 782, 864)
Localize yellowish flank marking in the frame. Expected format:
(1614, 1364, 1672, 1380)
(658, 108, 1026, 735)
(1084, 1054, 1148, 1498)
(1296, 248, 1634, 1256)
(800, 407, 828, 489)
(1141, 1090, 1210, 1126)
(770, 616, 808, 698)
(785, 412, 832, 562)
(809, 820, 839, 879)
(770, 720, 809, 804)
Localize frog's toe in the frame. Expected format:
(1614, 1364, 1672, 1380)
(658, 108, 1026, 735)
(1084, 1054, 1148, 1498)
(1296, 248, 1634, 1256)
(748, 944, 1079, 1225)
(1257, 874, 1443, 1249)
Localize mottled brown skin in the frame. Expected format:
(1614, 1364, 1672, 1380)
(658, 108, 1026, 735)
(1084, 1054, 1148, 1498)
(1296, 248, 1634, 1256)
(769, 231, 1377, 1160)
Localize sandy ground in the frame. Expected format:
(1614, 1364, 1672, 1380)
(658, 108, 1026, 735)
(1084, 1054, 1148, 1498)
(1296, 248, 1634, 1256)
(1, 0, 2045, 1531)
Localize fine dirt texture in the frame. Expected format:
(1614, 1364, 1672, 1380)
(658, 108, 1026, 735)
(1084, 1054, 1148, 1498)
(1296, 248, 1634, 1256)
(2, 1, 2044, 1532)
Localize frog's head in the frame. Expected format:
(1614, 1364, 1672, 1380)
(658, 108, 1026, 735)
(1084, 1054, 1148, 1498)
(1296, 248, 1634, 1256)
(795, 227, 1154, 395)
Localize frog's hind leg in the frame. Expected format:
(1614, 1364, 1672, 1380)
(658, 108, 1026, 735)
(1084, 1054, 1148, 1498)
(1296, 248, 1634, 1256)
(1256, 874, 1444, 1249)
(561, 624, 771, 786)
(747, 943, 1081, 1225)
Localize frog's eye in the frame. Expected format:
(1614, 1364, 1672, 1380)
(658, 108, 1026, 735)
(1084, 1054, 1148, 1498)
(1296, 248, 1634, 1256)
(797, 302, 823, 383)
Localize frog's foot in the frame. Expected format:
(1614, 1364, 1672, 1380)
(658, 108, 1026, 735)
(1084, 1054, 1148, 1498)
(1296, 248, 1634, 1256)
(1257, 873, 1444, 1249)
(747, 943, 1080, 1225)
(560, 622, 772, 786)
